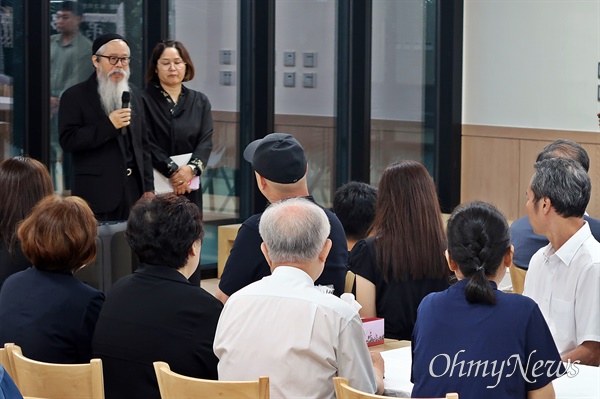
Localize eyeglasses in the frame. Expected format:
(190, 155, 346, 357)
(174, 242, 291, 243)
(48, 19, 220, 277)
(96, 54, 130, 66)
(157, 60, 186, 70)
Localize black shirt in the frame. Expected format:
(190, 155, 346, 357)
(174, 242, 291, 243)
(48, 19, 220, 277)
(219, 196, 349, 297)
(0, 267, 104, 363)
(92, 264, 222, 399)
(142, 84, 213, 213)
(348, 237, 449, 340)
(0, 241, 30, 290)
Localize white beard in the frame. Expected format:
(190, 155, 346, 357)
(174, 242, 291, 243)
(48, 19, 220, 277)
(97, 69, 131, 115)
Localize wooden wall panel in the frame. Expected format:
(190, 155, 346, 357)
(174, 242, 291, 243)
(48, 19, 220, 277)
(517, 140, 549, 218)
(462, 125, 600, 221)
(581, 142, 600, 218)
(461, 136, 521, 219)
(208, 116, 600, 221)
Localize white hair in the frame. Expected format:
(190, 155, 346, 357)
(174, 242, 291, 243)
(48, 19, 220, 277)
(97, 70, 130, 115)
(259, 197, 330, 264)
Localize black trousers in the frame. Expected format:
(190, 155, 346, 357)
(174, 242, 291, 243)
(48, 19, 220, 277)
(95, 170, 142, 222)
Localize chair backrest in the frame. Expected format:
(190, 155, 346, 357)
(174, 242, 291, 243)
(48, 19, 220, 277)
(153, 361, 269, 399)
(333, 377, 459, 399)
(509, 263, 527, 294)
(0, 343, 17, 379)
(345, 271, 356, 293)
(7, 345, 104, 399)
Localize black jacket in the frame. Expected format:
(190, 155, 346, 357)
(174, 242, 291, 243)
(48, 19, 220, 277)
(92, 264, 223, 399)
(0, 267, 104, 363)
(59, 73, 154, 214)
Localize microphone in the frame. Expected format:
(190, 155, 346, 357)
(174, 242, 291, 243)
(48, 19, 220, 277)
(121, 91, 131, 109)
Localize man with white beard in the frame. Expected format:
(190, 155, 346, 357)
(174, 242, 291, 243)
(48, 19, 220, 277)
(59, 33, 154, 221)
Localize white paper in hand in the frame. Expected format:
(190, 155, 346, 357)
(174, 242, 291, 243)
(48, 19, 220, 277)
(153, 153, 200, 194)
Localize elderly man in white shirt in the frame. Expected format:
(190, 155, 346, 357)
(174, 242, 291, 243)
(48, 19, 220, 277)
(214, 197, 384, 398)
(523, 157, 600, 366)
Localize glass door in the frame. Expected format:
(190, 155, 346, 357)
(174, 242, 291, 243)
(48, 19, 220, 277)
(370, 0, 437, 185)
(170, 0, 240, 273)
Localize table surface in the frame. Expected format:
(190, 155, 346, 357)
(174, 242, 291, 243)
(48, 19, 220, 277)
(380, 346, 600, 399)
(370, 339, 411, 353)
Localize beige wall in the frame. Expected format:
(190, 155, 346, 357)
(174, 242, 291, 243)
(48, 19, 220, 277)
(461, 125, 600, 221)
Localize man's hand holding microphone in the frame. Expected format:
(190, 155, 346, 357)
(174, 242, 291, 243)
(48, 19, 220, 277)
(109, 91, 131, 131)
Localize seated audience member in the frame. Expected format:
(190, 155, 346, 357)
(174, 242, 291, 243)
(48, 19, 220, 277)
(333, 181, 377, 251)
(214, 198, 384, 398)
(0, 156, 53, 289)
(215, 133, 347, 303)
(92, 194, 223, 399)
(412, 201, 563, 399)
(523, 158, 600, 365)
(0, 195, 104, 363)
(511, 139, 600, 270)
(348, 161, 449, 340)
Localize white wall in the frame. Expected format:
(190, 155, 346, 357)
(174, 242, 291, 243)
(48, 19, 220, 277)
(463, 0, 600, 132)
(274, 0, 336, 116)
(173, 0, 238, 112)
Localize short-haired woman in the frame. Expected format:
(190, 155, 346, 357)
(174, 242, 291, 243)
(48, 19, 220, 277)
(92, 194, 223, 398)
(0, 195, 104, 363)
(411, 201, 563, 399)
(348, 160, 449, 340)
(0, 156, 53, 288)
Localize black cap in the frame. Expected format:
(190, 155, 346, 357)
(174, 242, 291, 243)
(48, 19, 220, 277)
(243, 133, 307, 184)
(92, 33, 127, 55)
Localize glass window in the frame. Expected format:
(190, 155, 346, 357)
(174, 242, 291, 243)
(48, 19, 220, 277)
(170, 0, 240, 271)
(0, 3, 19, 160)
(370, 0, 436, 184)
(275, 0, 336, 207)
(49, 0, 144, 194)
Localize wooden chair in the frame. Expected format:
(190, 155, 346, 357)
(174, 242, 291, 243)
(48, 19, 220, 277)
(345, 271, 356, 293)
(153, 361, 269, 399)
(7, 345, 104, 399)
(509, 263, 527, 294)
(333, 377, 458, 399)
(0, 343, 17, 379)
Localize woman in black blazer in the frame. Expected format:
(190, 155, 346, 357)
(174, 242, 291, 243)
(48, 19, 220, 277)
(0, 195, 104, 363)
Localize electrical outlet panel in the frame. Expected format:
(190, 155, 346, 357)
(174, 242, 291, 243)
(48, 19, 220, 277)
(220, 70, 233, 86)
(303, 72, 316, 88)
(284, 72, 296, 87)
(303, 52, 317, 68)
(283, 51, 296, 67)
(220, 50, 233, 65)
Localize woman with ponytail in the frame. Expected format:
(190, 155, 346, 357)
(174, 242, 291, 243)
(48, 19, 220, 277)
(411, 201, 563, 399)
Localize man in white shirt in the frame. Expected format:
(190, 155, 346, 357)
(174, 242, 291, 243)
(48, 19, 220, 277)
(523, 157, 600, 366)
(214, 197, 385, 398)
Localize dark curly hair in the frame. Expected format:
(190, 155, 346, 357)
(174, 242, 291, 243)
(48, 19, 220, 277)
(126, 194, 204, 269)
